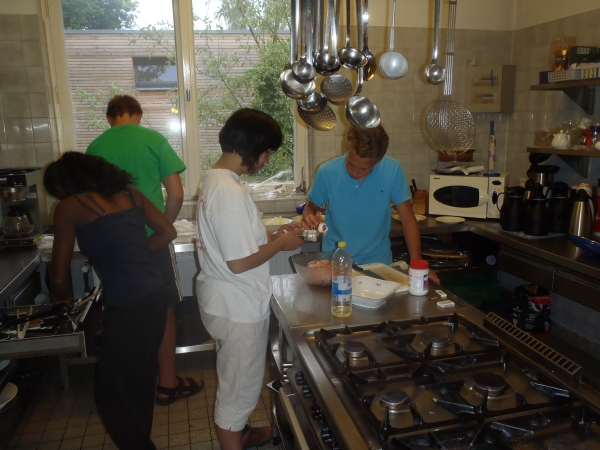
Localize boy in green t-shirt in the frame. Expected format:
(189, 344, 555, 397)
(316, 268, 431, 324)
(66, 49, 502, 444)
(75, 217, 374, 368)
(87, 95, 203, 405)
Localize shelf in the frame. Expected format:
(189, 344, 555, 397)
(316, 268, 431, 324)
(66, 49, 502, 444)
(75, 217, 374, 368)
(530, 79, 600, 115)
(527, 147, 599, 177)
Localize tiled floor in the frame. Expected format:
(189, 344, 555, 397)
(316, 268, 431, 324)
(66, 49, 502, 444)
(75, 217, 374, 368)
(7, 351, 279, 450)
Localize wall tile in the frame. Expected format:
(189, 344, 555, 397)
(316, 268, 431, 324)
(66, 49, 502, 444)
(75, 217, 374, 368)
(5, 117, 34, 143)
(0, 147, 8, 167)
(0, 41, 25, 67)
(29, 92, 49, 117)
(0, 119, 5, 144)
(34, 142, 54, 167)
(19, 15, 40, 41)
(6, 143, 36, 167)
(32, 118, 51, 143)
(0, 67, 28, 92)
(26, 67, 46, 93)
(0, 15, 21, 41)
(22, 40, 43, 67)
(1, 92, 31, 118)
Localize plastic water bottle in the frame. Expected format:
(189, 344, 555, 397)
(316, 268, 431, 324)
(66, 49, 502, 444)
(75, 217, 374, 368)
(331, 242, 352, 318)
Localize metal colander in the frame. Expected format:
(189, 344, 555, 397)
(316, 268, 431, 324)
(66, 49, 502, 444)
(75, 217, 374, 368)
(425, 0, 474, 155)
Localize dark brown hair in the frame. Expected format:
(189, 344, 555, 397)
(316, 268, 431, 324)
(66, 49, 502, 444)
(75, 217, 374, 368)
(346, 125, 389, 159)
(106, 94, 143, 119)
(219, 108, 283, 172)
(44, 152, 134, 199)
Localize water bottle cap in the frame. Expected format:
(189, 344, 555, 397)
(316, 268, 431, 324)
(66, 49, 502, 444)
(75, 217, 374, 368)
(338, 242, 346, 248)
(409, 260, 429, 270)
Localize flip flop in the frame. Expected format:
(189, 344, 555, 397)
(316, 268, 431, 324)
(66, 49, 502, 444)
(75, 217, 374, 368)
(156, 376, 204, 406)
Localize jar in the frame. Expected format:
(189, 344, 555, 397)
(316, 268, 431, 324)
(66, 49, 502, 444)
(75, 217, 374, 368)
(408, 260, 429, 296)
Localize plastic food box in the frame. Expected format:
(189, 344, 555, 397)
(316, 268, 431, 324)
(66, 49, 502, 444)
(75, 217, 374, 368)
(547, 69, 581, 83)
(352, 276, 401, 309)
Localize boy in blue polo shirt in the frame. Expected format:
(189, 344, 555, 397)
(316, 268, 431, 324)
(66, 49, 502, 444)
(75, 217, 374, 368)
(303, 125, 439, 283)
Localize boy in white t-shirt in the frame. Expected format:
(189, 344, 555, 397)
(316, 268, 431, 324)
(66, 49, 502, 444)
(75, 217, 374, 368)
(196, 108, 305, 450)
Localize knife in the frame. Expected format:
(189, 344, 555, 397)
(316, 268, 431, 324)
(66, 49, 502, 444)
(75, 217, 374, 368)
(409, 185, 415, 198)
(352, 263, 385, 280)
(411, 179, 418, 193)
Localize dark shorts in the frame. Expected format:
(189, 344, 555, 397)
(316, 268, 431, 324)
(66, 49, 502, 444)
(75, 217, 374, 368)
(155, 242, 182, 308)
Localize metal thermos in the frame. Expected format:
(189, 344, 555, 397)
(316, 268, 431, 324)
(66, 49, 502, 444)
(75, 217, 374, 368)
(568, 189, 597, 239)
(524, 193, 549, 237)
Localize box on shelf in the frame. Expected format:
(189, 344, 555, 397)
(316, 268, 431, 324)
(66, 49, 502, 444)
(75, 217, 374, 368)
(569, 46, 600, 66)
(546, 69, 581, 83)
(576, 62, 600, 79)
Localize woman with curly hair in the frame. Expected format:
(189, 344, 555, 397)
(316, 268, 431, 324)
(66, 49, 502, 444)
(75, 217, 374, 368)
(44, 151, 176, 450)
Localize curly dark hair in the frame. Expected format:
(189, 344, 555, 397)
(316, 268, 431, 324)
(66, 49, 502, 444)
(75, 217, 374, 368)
(346, 125, 389, 159)
(106, 94, 143, 119)
(219, 108, 283, 172)
(44, 152, 134, 199)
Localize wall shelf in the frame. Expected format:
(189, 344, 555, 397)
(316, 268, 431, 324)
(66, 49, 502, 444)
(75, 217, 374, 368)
(530, 79, 600, 115)
(527, 146, 599, 177)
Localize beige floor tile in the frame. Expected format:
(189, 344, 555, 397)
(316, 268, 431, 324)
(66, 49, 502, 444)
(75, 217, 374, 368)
(102, 444, 118, 449)
(37, 441, 61, 450)
(170, 445, 192, 450)
(18, 432, 43, 445)
(249, 409, 269, 421)
(23, 420, 47, 434)
(153, 435, 169, 449)
(188, 397, 208, 410)
(81, 433, 105, 448)
(49, 409, 72, 420)
(169, 421, 189, 434)
(85, 422, 106, 435)
(83, 447, 103, 450)
(151, 423, 169, 437)
(169, 410, 189, 423)
(189, 417, 210, 430)
(169, 431, 191, 446)
(40, 428, 65, 442)
(189, 409, 209, 420)
(62, 425, 86, 439)
(153, 413, 169, 425)
(66, 414, 89, 428)
(169, 399, 189, 412)
(189, 429, 211, 443)
(46, 418, 69, 430)
(34, 401, 56, 412)
(28, 410, 52, 422)
(87, 413, 102, 424)
(58, 436, 83, 450)
(190, 441, 213, 450)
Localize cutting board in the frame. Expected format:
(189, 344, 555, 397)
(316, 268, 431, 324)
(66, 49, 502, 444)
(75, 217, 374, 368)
(352, 263, 409, 293)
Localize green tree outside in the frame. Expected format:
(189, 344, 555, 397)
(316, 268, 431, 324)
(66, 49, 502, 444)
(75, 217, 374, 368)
(62, 0, 139, 30)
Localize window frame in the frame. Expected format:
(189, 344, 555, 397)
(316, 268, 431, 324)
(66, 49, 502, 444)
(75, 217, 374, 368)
(42, 0, 307, 198)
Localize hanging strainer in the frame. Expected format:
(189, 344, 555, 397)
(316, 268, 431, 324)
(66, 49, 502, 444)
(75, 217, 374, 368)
(425, 0, 474, 155)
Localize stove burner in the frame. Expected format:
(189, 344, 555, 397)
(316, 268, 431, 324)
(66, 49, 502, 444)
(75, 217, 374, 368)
(472, 372, 507, 396)
(421, 330, 452, 349)
(344, 341, 367, 359)
(379, 388, 408, 410)
(547, 436, 589, 450)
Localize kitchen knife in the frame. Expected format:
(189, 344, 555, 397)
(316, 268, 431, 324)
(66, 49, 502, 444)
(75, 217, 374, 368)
(409, 185, 415, 197)
(411, 179, 417, 193)
(352, 263, 385, 280)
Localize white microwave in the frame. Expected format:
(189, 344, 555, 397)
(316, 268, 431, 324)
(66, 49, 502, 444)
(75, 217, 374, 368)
(428, 174, 505, 219)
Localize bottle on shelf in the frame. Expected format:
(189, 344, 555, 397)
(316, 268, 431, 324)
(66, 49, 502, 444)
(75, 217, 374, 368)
(331, 242, 352, 318)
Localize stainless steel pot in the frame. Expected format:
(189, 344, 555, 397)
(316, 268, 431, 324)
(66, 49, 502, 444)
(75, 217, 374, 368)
(527, 164, 559, 188)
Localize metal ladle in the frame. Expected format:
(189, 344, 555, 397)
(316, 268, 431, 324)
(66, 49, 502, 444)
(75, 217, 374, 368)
(379, 0, 408, 80)
(361, 0, 376, 81)
(338, 0, 366, 70)
(314, 0, 340, 74)
(345, 67, 380, 130)
(320, 0, 352, 103)
(292, 0, 317, 83)
(280, 0, 316, 99)
(424, 0, 446, 85)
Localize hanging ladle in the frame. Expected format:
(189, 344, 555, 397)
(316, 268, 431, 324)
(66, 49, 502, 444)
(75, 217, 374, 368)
(314, 0, 340, 74)
(345, 66, 380, 130)
(424, 0, 446, 84)
(338, 0, 366, 70)
(292, 0, 317, 83)
(379, 0, 408, 80)
(361, 0, 376, 81)
(280, 0, 315, 99)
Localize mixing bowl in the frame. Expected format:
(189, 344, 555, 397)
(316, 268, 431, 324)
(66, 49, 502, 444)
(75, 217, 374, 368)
(290, 251, 334, 286)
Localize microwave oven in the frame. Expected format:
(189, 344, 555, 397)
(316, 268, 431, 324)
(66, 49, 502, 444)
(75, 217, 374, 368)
(428, 174, 505, 219)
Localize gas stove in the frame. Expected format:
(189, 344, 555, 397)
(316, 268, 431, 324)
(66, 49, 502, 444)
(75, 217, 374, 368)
(289, 313, 600, 450)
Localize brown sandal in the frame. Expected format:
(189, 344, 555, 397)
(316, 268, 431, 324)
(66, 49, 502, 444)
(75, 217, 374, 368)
(156, 376, 204, 406)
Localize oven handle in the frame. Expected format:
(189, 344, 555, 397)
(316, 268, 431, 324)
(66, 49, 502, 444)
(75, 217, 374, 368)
(279, 385, 310, 450)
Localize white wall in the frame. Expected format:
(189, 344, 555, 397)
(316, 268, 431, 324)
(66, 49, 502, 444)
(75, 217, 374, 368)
(0, 0, 38, 14)
(515, 0, 600, 29)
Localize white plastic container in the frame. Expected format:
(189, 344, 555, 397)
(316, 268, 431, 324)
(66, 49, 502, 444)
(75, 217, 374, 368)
(408, 260, 429, 296)
(331, 242, 353, 317)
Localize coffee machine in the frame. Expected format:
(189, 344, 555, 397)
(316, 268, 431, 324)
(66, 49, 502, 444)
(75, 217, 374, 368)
(0, 168, 49, 246)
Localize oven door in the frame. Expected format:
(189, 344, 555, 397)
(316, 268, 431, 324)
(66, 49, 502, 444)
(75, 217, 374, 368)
(428, 175, 489, 218)
(273, 384, 319, 450)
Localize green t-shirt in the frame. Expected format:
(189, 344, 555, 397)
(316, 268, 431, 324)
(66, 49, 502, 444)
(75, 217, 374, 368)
(86, 124, 186, 213)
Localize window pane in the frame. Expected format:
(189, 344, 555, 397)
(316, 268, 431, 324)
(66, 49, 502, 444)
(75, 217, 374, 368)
(61, 0, 184, 171)
(191, 0, 294, 183)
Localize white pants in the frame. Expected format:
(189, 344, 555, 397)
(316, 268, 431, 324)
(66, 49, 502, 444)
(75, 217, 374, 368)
(200, 310, 269, 431)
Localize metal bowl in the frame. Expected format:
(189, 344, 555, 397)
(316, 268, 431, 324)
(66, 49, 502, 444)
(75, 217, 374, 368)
(1, 187, 28, 202)
(291, 251, 334, 286)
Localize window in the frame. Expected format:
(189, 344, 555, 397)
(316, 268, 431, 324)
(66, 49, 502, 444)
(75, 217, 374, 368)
(133, 57, 178, 90)
(45, 0, 306, 197)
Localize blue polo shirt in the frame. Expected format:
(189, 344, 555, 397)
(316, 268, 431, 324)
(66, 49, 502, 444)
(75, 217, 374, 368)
(307, 156, 411, 264)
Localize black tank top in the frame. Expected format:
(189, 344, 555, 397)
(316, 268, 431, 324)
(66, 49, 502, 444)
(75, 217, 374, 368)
(74, 190, 164, 307)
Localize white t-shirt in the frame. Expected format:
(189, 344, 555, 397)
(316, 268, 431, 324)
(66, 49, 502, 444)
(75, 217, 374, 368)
(195, 169, 272, 323)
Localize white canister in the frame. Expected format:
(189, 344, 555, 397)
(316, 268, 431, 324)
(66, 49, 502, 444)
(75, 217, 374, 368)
(408, 260, 429, 296)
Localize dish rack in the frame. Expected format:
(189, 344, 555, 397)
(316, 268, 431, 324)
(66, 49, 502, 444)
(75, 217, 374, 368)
(547, 69, 581, 82)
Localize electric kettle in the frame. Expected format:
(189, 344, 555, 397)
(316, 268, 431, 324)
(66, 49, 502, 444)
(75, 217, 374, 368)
(1, 205, 35, 238)
(568, 189, 597, 239)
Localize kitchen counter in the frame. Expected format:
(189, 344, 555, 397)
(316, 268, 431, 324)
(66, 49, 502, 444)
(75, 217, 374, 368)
(0, 246, 41, 305)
